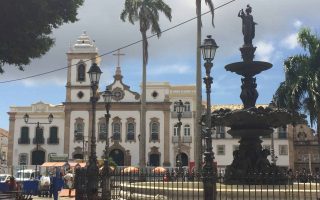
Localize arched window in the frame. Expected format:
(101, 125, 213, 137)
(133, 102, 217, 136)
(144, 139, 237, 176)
(48, 126, 59, 144)
(149, 146, 160, 166)
(19, 127, 30, 144)
(98, 118, 107, 140)
(77, 63, 86, 82)
(173, 124, 178, 136)
(184, 102, 191, 112)
(112, 119, 121, 141)
(127, 122, 135, 141)
(150, 122, 159, 141)
(184, 124, 191, 136)
(19, 153, 28, 165)
(74, 118, 84, 141)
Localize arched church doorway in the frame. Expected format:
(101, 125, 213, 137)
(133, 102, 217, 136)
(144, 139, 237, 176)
(149, 154, 160, 166)
(32, 150, 45, 165)
(176, 153, 188, 167)
(109, 149, 124, 166)
(73, 154, 83, 160)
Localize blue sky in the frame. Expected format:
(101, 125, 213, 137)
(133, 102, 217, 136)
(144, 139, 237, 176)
(0, 0, 319, 130)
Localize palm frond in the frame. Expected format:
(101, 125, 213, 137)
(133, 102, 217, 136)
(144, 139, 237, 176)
(121, 0, 171, 64)
(298, 28, 319, 56)
(205, 0, 214, 27)
(195, 0, 214, 28)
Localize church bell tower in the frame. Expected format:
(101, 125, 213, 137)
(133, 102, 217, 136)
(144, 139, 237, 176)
(65, 31, 100, 103)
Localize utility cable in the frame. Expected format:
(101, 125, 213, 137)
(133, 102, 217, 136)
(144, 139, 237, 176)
(0, 0, 236, 84)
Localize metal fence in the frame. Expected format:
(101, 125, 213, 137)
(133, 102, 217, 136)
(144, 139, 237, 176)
(75, 168, 320, 200)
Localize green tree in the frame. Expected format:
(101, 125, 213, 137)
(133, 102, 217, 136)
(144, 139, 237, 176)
(0, 0, 84, 73)
(120, 0, 172, 168)
(195, 0, 214, 170)
(274, 28, 320, 134)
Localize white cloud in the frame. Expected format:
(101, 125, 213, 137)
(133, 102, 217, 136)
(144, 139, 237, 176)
(255, 41, 275, 62)
(281, 33, 298, 49)
(21, 79, 37, 87)
(149, 64, 192, 75)
(294, 20, 303, 29)
(21, 76, 66, 87)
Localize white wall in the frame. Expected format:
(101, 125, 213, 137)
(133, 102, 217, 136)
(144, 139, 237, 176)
(12, 110, 65, 166)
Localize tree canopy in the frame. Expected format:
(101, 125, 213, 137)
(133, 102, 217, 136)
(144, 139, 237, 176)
(274, 28, 320, 130)
(0, 0, 84, 73)
(121, 0, 172, 64)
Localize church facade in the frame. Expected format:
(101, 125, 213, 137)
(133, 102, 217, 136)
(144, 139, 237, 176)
(7, 32, 197, 168)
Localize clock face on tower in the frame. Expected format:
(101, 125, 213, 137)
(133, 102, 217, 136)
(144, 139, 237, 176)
(112, 87, 124, 101)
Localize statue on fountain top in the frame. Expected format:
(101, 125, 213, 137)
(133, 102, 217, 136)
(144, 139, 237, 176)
(238, 5, 257, 46)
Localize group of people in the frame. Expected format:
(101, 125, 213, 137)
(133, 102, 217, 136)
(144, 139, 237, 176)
(4, 169, 73, 200)
(45, 169, 74, 199)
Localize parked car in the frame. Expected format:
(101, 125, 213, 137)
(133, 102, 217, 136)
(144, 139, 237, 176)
(0, 174, 12, 183)
(15, 169, 38, 182)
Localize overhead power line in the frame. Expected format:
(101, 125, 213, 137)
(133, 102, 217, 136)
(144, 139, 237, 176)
(0, 0, 236, 84)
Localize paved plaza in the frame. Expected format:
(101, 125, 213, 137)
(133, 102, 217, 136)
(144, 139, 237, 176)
(32, 197, 74, 200)
(31, 189, 75, 200)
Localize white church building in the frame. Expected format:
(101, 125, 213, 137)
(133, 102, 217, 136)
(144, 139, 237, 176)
(7, 32, 290, 170)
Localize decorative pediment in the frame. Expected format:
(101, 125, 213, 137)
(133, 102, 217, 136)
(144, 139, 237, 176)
(32, 102, 48, 112)
(106, 79, 140, 102)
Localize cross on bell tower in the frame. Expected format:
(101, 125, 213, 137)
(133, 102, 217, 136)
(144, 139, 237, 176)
(113, 49, 125, 79)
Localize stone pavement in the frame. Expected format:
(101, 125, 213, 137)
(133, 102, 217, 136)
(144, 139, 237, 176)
(32, 196, 74, 200)
(32, 189, 75, 200)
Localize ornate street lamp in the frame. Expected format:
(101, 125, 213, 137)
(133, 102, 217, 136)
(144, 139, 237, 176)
(175, 100, 184, 176)
(101, 87, 113, 200)
(200, 35, 218, 200)
(86, 63, 102, 198)
(24, 113, 53, 178)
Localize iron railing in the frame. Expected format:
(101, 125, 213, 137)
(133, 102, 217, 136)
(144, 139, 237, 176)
(75, 168, 320, 200)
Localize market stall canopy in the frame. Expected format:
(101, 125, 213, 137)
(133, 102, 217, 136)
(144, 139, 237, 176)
(41, 162, 68, 167)
(152, 166, 166, 173)
(122, 166, 139, 173)
(69, 162, 86, 168)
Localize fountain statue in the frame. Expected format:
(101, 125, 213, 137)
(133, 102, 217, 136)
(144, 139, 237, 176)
(208, 5, 305, 184)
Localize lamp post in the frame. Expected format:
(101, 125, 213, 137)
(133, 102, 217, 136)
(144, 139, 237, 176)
(175, 100, 184, 176)
(86, 63, 102, 198)
(24, 113, 53, 178)
(271, 131, 276, 165)
(200, 35, 218, 200)
(84, 139, 88, 161)
(101, 87, 113, 200)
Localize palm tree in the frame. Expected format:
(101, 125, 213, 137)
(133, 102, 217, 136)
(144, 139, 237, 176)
(121, 0, 172, 168)
(195, 0, 215, 170)
(274, 27, 320, 138)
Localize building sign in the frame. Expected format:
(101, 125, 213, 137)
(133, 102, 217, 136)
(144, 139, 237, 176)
(49, 154, 68, 162)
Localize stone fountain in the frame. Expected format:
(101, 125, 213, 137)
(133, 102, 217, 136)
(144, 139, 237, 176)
(210, 5, 304, 184)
